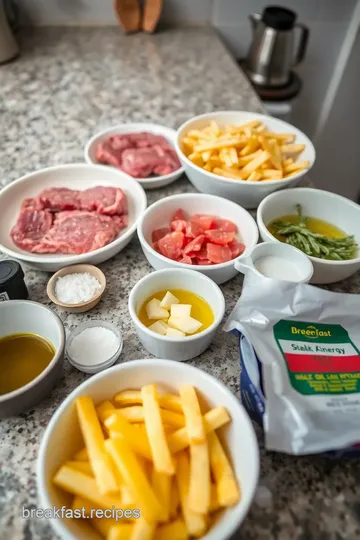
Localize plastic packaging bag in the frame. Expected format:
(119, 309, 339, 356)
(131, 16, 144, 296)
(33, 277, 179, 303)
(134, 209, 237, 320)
(224, 271, 360, 455)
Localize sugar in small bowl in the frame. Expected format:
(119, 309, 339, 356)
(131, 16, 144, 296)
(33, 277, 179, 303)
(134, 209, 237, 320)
(66, 320, 123, 374)
(47, 264, 106, 313)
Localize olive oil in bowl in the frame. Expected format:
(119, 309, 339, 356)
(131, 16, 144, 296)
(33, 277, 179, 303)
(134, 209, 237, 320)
(0, 333, 55, 395)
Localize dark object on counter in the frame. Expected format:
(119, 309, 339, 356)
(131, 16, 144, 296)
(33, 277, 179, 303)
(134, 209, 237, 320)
(245, 6, 309, 88)
(0, 0, 19, 64)
(0, 260, 28, 300)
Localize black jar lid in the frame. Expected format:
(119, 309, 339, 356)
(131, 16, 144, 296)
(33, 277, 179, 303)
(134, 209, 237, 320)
(262, 6, 296, 31)
(0, 260, 28, 300)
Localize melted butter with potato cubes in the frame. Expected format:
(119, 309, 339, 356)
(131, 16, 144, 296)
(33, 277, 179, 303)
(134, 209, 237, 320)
(138, 289, 214, 336)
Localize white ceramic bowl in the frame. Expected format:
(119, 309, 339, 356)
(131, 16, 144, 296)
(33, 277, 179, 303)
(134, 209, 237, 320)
(0, 300, 65, 418)
(257, 187, 360, 284)
(128, 268, 225, 361)
(37, 359, 259, 540)
(175, 111, 316, 209)
(137, 193, 259, 285)
(235, 242, 314, 283)
(84, 122, 184, 190)
(0, 163, 147, 272)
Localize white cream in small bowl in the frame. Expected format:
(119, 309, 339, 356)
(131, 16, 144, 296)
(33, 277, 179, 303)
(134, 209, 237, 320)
(235, 242, 314, 283)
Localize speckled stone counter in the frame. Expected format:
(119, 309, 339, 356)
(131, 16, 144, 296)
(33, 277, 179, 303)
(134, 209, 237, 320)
(1, 27, 360, 540)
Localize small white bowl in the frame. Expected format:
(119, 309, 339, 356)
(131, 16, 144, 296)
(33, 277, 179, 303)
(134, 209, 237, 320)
(84, 122, 184, 190)
(0, 163, 147, 272)
(66, 320, 123, 374)
(128, 268, 225, 361)
(175, 110, 316, 209)
(235, 242, 314, 283)
(37, 359, 259, 540)
(137, 193, 259, 285)
(257, 187, 360, 284)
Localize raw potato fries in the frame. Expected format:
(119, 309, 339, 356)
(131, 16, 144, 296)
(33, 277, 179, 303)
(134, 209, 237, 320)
(52, 384, 240, 539)
(182, 119, 310, 182)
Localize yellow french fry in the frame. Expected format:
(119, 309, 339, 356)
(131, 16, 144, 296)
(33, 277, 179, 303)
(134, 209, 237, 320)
(105, 438, 162, 524)
(129, 518, 156, 540)
(169, 477, 180, 519)
(209, 120, 220, 136)
(248, 171, 261, 182)
(53, 466, 123, 510)
(259, 136, 282, 170)
(167, 406, 230, 454)
(141, 385, 175, 476)
(188, 440, 210, 514)
(282, 157, 294, 167)
(75, 396, 119, 495)
(261, 169, 283, 180)
(194, 136, 245, 153)
(72, 495, 93, 515)
(208, 431, 241, 507)
(179, 386, 205, 443)
(241, 151, 269, 177)
(264, 131, 296, 143)
(237, 119, 261, 131)
(213, 168, 245, 181)
(105, 412, 153, 460)
(96, 400, 116, 423)
(237, 149, 263, 165)
(175, 452, 207, 537)
(209, 483, 221, 512)
(107, 523, 134, 540)
(65, 460, 93, 476)
(187, 129, 213, 140)
(284, 160, 310, 174)
(188, 152, 204, 167)
(201, 150, 212, 162)
(281, 143, 305, 155)
(116, 406, 185, 429)
(155, 518, 189, 540)
(229, 147, 239, 165)
(73, 447, 88, 461)
(151, 466, 172, 522)
(240, 136, 259, 157)
(114, 391, 183, 414)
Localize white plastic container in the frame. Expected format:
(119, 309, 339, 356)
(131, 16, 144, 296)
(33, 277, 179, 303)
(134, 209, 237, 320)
(128, 268, 225, 361)
(37, 359, 259, 540)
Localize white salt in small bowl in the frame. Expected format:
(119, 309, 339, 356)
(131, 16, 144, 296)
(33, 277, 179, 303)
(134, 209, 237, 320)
(66, 320, 123, 374)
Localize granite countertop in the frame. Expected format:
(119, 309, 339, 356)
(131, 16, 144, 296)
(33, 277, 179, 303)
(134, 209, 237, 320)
(1, 27, 360, 540)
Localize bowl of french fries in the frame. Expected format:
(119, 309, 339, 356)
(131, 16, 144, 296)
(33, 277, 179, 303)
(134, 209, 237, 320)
(175, 111, 315, 209)
(37, 359, 259, 540)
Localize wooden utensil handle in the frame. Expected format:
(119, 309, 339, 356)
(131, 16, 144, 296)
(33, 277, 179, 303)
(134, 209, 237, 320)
(142, 0, 163, 33)
(113, 0, 141, 33)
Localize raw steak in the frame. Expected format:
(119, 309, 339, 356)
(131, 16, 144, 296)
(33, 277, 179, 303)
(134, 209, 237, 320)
(96, 138, 130, 168)
(21, 197, 44, 211)
(112, 214, 128, 235)
(79, 186, 127, 216)
(39, 188, 80, 211)
(33, 211, 118, 254)
(11, 209, 53, 252)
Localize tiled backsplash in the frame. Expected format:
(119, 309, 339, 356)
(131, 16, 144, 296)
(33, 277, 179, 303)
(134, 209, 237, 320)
(16, 0, 357, 136)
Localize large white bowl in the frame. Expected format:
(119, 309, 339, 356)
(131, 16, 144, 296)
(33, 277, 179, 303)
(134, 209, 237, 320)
(175, 111, 316, 209)
(137, 193, 259, 285)
(128, 268, 225, 361)
(257, 187, 360, 284)
(37, 359, 259, 540)
(84, 123, 184, 190)
(0, 164, 147, 272)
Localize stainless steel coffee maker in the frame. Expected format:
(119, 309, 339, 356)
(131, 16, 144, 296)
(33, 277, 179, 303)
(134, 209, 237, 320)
(245, 6, 309, 88)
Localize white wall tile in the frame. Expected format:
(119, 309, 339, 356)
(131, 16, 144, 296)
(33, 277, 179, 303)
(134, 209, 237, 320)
(216, 24, 251, 58)
(161, 0, 213, 24)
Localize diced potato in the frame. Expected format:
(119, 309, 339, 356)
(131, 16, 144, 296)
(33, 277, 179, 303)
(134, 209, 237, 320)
(65, 460, 93, 476)
(160, 291, 180, 310)
(148, 321, 169, 336)
(146, 298, 169, 320)
(208, 431, 241, 507)
(166, 328, 186, 338)
(170, 304, 192, 318)
(156, 518, 189, 540)
(168, 316, 202, 335)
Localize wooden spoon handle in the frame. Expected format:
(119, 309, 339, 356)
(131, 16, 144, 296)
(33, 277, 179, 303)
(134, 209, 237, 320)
(142, 0, 163, 33)
(113, 0, 141, 33)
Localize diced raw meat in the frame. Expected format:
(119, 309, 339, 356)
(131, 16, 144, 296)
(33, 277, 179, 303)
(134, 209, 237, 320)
(229, 239, 245, 258)
(207, 243, 232, 264)
(158, 232, 184, 260)
(171, 219, 187, 233)
(153, 147, 181, 176)
(128, 132, 170, 149)
(190, 214, 216, 231)
(121, 148, 162, 178)
(34, 211, 117, 254)
(183, 235, 206, 256)
(11, 209, 53, 252)
(192, 246, 208, 260)
(178, 255, 193, 265)
(204, 229, 235, 245)
(112, 214, 128, 235)
(196, 258, 212, 265)
(214, 218, 237, 233)
(39, 188, 80, 211)
(152, 228, 170, 243)
(153, 241, 160, 253)
(172, 208, 187, 221)
(79, 186, 127, 216)
(21, 197, 44, 211)
(185, 221, 204, 239)
(96, 140, 125, 168)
